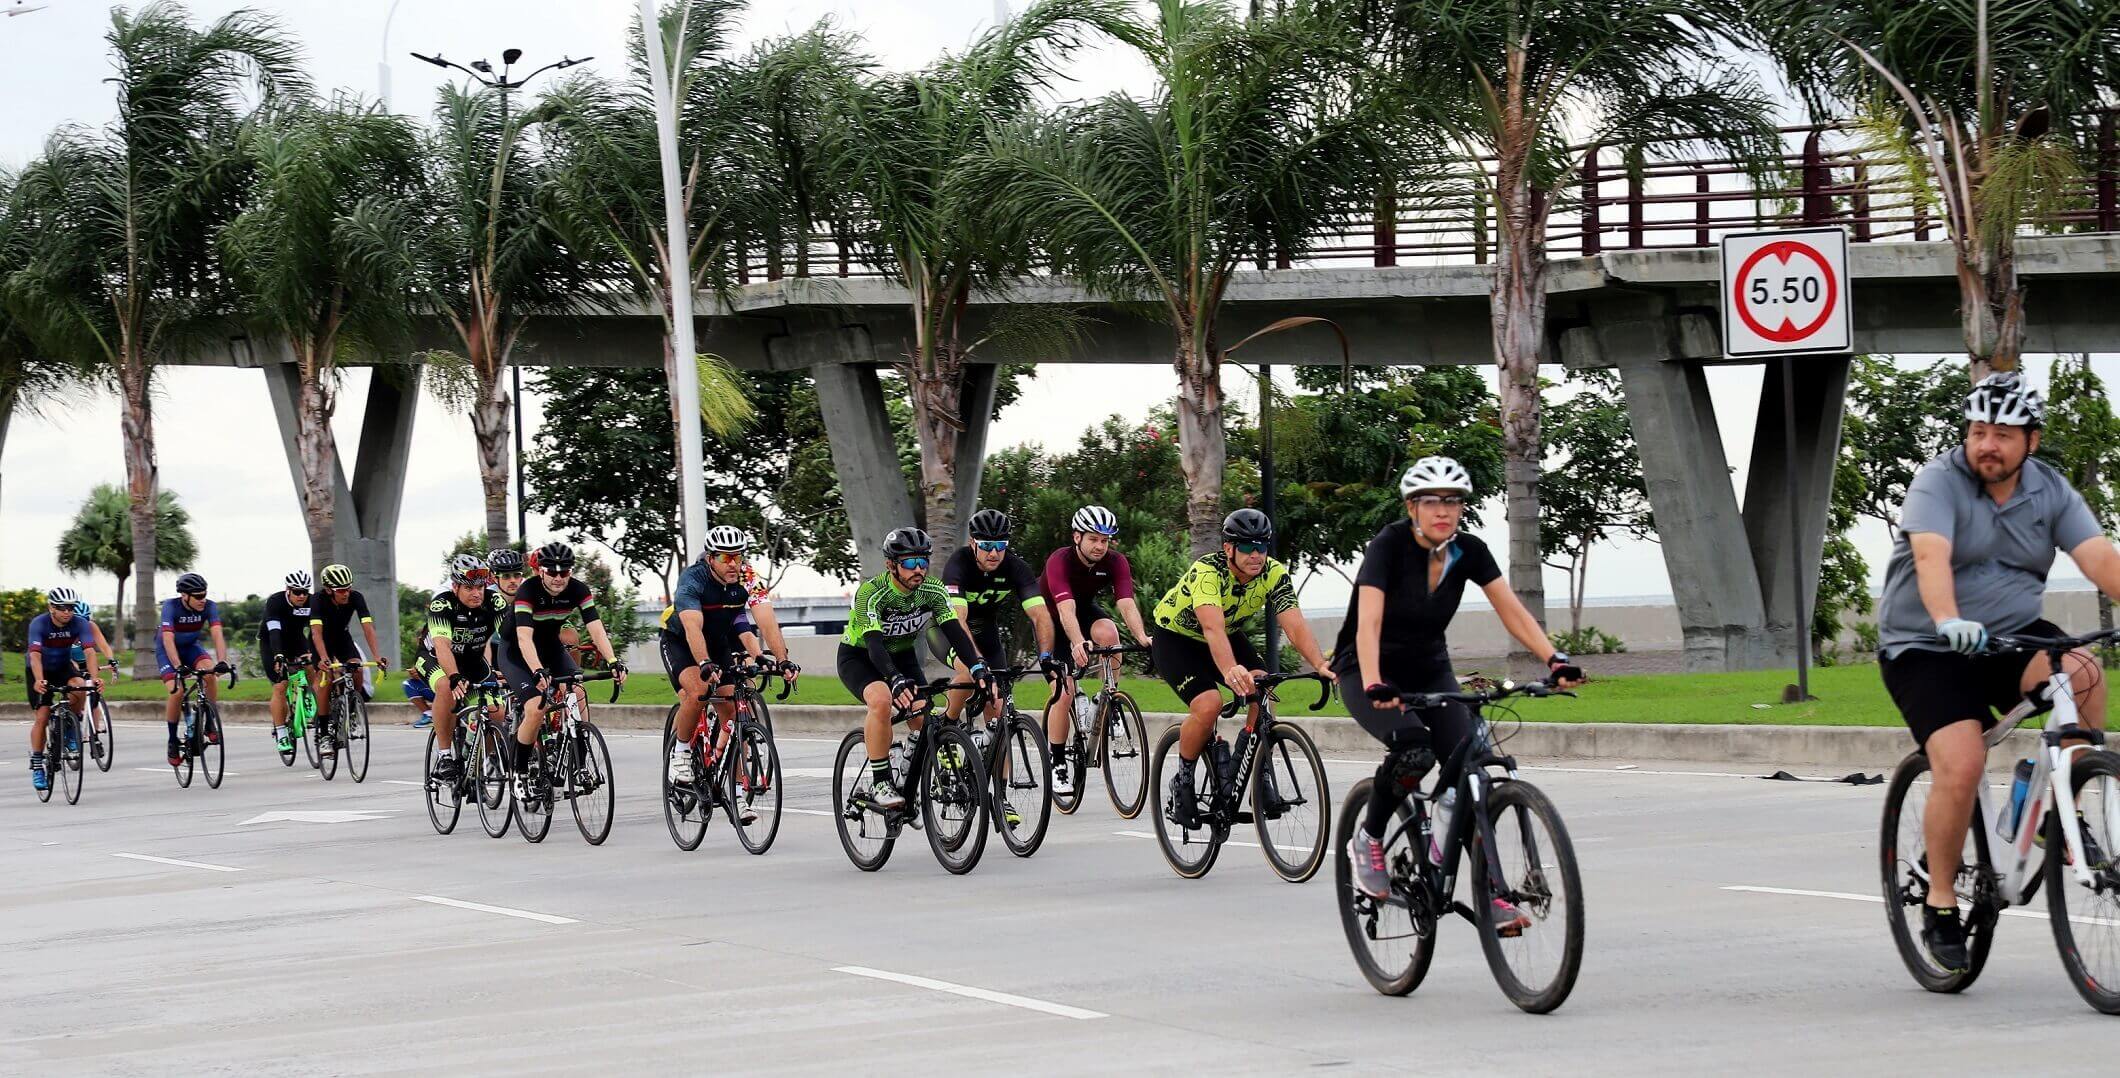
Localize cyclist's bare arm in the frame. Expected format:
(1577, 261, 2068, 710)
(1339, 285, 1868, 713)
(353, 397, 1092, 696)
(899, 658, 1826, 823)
(1908, 532, 1963, 625)
(1276, 606, 1332, 676)
(750, 602, 791, 663)
(1353, 584, 1388, 691)
(1478, 577, 1565, 664)
(1116, 597, 1151, 646)
(2067, 535, 2120, 604)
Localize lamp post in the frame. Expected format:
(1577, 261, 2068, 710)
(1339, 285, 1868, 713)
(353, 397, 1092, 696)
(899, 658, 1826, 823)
(378, 0, 405, 109)
(411, 47, 590, 545)
(636, 0, 709, 558)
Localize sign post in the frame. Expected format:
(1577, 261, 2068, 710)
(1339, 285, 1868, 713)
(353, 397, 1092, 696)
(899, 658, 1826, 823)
(1720, 227, 1853, 702)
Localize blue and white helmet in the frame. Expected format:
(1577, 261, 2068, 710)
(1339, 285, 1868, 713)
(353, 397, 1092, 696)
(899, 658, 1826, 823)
(1071, 505, 1119, 537)
(1966, 371, 2045, 429)
(46, 586, 79, 607)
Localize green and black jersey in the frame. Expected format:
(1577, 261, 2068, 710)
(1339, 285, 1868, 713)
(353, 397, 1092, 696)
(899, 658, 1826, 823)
(1152, 552, 1298, 641)
(842, 573, 959, 653)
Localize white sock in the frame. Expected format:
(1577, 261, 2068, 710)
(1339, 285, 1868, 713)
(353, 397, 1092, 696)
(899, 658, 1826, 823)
(436, 748, 453, 761)
(273, 725, 287, 738)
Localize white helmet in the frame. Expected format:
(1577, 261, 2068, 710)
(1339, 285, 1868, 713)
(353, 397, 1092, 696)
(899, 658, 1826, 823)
(704, 525, 749, 554)
(1966, 371, 2045, 429)
(46, 586, 80, 607)
(1400, 456, 1474, 498)
(284, 569, 313, 591)
(1072, 505, 1119, 536)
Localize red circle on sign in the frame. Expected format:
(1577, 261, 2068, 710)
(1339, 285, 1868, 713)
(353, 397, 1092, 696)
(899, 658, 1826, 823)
(1733, 240, 1839, 343)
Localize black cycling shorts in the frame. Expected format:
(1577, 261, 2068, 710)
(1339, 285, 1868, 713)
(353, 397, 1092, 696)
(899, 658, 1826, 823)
(495, 645, 580, 707)
(414, 649, 493, 690)
(837, 642, 925, 699)
(1880, 617, 2056, 746)
(24, 662, 83, 708)
(658, 629, 742, 691)
(928, 619, 1003, 670)
(258, 635, 314, 685)
(1335, 657, 1476, 762)
(1150, 631, 1264, 705)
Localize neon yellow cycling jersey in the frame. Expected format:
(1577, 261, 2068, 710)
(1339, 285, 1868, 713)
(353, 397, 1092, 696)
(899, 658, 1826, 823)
(1152, 552, 1298, 641)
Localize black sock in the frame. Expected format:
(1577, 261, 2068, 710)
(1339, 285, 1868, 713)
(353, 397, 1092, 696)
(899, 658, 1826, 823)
(166, 720, 178, 742)
(869, 758, 892, 784)
(30, 752, 44, 769)
(1362, 769, 1401, 842)
(1050, 741, 1067, 763)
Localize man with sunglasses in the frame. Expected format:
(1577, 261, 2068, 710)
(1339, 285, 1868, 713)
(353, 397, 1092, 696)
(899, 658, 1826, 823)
(660, 526, 798, 807)
(260, 569, 319, 755)
(499, 542, 627, 792)
(308, 564, 387, 728)
(159, 573, 232, 767)
(839, 527, 993, 811)
(25, 587, 101, 793)
(414, 554, 509, 781)
(1154, 509, 1335, 826)
(1041, 504, 1153, 796)
(939, 510, 1057, 720)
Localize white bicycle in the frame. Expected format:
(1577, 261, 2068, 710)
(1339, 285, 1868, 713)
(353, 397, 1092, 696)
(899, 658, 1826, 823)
(1880, 627, 2120, 1013)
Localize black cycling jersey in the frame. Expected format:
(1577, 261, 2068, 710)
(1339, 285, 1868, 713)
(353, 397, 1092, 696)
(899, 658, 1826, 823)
(664, 560, 753, 652)
(941, 547, 1043, 627)
(259, 591, 315, 657)
(420, 587, 507, 661)
(1331, 521, 1501, 680)
(312, 589, 373, 639)
(503, 577, 599, 661)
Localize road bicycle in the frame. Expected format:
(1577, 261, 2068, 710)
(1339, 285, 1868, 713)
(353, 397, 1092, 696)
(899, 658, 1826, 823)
(169, 663, 236, 790)
(1050, 643, 1150, 818)
(663, 659, 790, 854)
(273, 654, 323, 770)
(1149, 670, 1332, 881)
(422, 677, 509, 836)
(1881, 627, 2120, 1013)
(493, 670, 619, 845)
(315, 659, 380, 783)
(961, 662, 1055, 857)
(33, 666, 109, 804)
(1334, 677, 1585, 1014)
(832, 677, 991, 874)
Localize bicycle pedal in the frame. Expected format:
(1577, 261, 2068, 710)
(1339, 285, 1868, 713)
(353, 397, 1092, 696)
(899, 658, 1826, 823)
(1232, 810, 1254, 824)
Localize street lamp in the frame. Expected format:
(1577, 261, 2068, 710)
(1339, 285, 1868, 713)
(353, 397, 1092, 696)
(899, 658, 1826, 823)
(411, 46, 591, 545)
(637, 0, 709, 560)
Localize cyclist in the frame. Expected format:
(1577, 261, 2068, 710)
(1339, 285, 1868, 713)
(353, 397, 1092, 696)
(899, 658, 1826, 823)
(308, 564, 388, 723)
(1337, 457, 1583, 933)
(25, 587, 99, 793)
(158, 573, 232, 767)
(417, 554, 507, 783)
(838, 527, 992, 811)
(661, 527, 799, 824)
(1042, 504, 1153, 796)
(403, 621, 435, 729)
(260, 569, 318, 755)
(486, 547, 527, 675)
(1155, 509, 1335, 824)
(1876, 371, 2120, 973)
(64, 598, 118, 674)
(497, 541, 627, 794)
(938, 509, 1058, 827)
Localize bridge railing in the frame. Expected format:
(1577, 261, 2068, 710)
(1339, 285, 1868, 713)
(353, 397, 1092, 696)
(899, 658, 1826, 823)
(735, 111, 2120, 281)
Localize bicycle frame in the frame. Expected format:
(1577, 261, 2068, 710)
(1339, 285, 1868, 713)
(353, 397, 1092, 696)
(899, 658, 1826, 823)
(1203, 672, 1329, 824)
(1966, 660, 2109, 903)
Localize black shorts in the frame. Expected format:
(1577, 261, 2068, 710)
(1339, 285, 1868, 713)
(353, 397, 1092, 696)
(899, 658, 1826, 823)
(1150, 631, 1264, 705)
(260, 637, 315, 684)
(25, 662, 83, 707)
(1334, 657, 1477, 762)
(317, 629, 360, 664)
(1062, 600, 1114, 643)
(414, 649, 494, 689)
(837, 642, 925, 698)
(1879, 618, 2055, 746)
(495, 645, 580, 706)
(658, 629, 742, 691)
(928, 619, 1003, 669)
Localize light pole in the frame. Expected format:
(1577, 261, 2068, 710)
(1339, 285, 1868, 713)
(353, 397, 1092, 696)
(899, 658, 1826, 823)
(378, 0, 405, 109)
(637, 0, 709, 558)
(411, 47, 590, 545)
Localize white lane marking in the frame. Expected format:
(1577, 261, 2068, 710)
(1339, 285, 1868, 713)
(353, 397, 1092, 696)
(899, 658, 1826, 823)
(1614, 764, 1639, 770)
(41, 841, 60, 846)
(384, 779, 422, 786)
(414, 895, 577, 925)
(239, 810, 392, 826)
(113, 852, 242, 873)
(1724, 885, 2120, 928)
(832, 966, 1106, 1020)
(783, 767, 834, 778)
(134, 767, 242, 776)
(773, 807, 834, 817)
(775, 737, 840, 744)
(1112, 829, 1311, 854)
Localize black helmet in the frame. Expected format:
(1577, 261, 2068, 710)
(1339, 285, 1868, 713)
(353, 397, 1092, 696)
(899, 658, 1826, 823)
(966, 509, 1011, 541)
(487, 548, 524, 573)
(883, 527, 932, 561)
(175, 572, 209, 596)
(535, 541, 575, 569)
(1222, 508, 1274, 544)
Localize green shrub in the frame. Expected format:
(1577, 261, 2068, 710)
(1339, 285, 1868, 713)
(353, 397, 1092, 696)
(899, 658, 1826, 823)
(1551, 626, 1626, 655)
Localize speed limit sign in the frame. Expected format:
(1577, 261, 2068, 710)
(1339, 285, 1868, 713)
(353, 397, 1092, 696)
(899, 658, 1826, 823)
(1719, 227, 1852, 358)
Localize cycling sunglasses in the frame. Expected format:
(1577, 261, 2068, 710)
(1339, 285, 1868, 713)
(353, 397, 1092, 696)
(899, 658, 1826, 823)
(1412, 494, 1466, 508)
(896, 556, 931, 571)
(541, 567, 573, 578)
(460, 568, 494, 584)
(1231, 541, 1270, 555)
(709, 551, 745, 563)
(973, 540, 1008, 553)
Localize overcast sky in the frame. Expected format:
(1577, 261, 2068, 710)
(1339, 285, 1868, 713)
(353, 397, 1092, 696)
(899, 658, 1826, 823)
(0, 2, 2110, 617)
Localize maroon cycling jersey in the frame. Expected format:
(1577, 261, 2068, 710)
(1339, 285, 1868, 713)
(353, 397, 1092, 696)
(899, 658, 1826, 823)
(1040, 546, 1135, 608)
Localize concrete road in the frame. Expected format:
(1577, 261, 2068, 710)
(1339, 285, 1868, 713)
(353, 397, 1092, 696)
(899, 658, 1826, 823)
(1, 719, 2112, 1075)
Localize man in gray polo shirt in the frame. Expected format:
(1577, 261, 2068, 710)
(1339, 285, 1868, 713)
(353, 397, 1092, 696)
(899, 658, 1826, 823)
(1877, 371, 2120, 973)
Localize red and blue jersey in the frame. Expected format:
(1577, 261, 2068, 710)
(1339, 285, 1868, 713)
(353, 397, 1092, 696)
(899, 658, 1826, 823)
(26, 612, 92, 671)
(160, 596, 222, 647)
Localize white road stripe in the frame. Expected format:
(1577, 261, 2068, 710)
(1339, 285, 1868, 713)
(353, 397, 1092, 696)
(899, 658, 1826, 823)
(773, 807, 835, 817)
(832, 966, 1106, 1020)
(113, 852, 242, 873)
(384, 779, 422, 786)
(1723, 885, 2120, 928)
(782, 767, 834, 778)
(133, 766, 242, 776)
(414, 895, 577, 925)
(1111, 829, 1311, 854)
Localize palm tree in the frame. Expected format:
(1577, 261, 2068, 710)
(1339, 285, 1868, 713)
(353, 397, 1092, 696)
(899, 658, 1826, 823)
(1746, 0, 2120, 381)
(961, 0, 1395, 554)
(56, 483, 199, 648)
(1338, 0, 1776, 625)
(1, 3, 306, 673)
(222, 95, 425, 573)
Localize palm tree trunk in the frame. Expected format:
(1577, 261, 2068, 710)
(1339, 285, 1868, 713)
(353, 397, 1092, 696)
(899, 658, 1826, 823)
(295, 355, 340, 573)
(1173, 323, 1227, 557)
(113, 570, 129, 656)
(119, 358, 160, 678)
(1491, 187, 1550, 645)
(910, 366, 964, 547)
(1958, 235, 2025, 382)
(472, 367, 512, 550)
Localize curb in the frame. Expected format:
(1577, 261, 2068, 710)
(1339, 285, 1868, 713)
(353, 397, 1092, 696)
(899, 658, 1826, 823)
(3, 701, 2028, 771)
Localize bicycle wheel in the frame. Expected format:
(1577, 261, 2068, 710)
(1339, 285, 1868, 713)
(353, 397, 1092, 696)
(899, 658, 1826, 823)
(567, 723, 616, 846)
(997, 715, 1053, 857)
(2045, 749, 2120, 1014)
(1101, 692, 1149, 819)
(344, 696, 371, 783)
(35, 710, 55, 803)
(1255, 722, 1329, 883)
(200, 702, 226, 790)
(1334, 779, 1437, 996)
(728, 719, 783, 855)
(174, 705, 195, 789)
(1149, 725, 1225, 879)
(1469, 779, 1584, 1013)
(90, 697, 114, 772)
(317, 690, 343, 781)
(832, 729, 896, 871)
(423, 730, 462, 835)
(662, 708, 710, 852)
(472, 723, 514, 839)
(1880, 751, 1997, 992)
(1051, 700, 1084, 816)
(516, 738, 554, 843)
(922, 724, 990, 875)
(56, 708, 83, 805)
(300, 689, 320, 770)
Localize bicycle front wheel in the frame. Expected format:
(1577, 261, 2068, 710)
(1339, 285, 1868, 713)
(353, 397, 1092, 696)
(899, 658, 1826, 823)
(1255, 723, 1329, 882)
(2046, 749, 2120, 1014)
(1101, 692, 1149, 819)
(299, 692, 320, 770)
(922, 725, 990, 875)
(90, 697, 114, 772)
(173, 706, 195, 789)
(199, 703, 225, 790)
(663, 707, 709, 852)
(1471, 778, 1585, 1014)
(997, 715, 1053, 857)
(344, 696, 371, 783)
(423, 730, 462, 835)
(566, 723, 615, 846)
(728, 719, 783, 855)
(56, 708, 83, 805)
(1334, 779, 1436, 996)
(35, 712, 55, 803)
(833, 729, 896, 871)
(317, 692, 343, 781)
(471, 723, 514, 839)
(1881, 751, 1997, 992)
(516, 740, 554, 844)
(1149, 725, 1224, 879)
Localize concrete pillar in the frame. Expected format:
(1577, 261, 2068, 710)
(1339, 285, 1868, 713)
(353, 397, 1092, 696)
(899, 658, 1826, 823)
(264, 358, 422, 661)
(1743, 356, 1851, 665)
(0, 380, 13, 588)
(951, 362, 1000, 539)
(811, 362, 917, 577)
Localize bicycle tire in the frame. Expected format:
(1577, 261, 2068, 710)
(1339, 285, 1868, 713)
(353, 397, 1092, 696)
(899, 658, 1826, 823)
(1470, 779, 1585, 1013)
(728, 718, 783, 855)
(317, 689, 344, 781)
(472, 722, 514, 839)
(56, 707, 82, 805)
(1334, 779, 1436, 996)
(1149, 724, 1225, 879)
(1255, 723, 1329, 883)
(566, 723, 616, 846)
(1050, 698, 1084, 816)
(922, 724, 990, 875)
(424, 729, 462, 835)
(1880, 751, 1998, 992)
(90, 697, 114, 772)
(345, 696, 371, 783)
(516, 737, 554, 843)
(299, 687, 319, 770)
(1102, 691, 1149, 819)
(200, 702, 225, 790)
(35, 710, 55, 803)
(174, 704, 196, 788)
(997, 714, 1053, 857)
(662, 706, 709, 851)
(833, 729, 896, 871)
(2044, 749, 2120, 1014)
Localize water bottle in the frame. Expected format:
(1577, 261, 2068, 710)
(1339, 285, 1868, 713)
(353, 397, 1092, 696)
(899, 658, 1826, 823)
(888, 739, 908, 778)
(1210, 738, 1236, 786)
(1071, 693, 1094, 736)
(1434, 788, 1458, 846)
(970, 724, 992, 756)
(2001, 758, 2035, 841)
